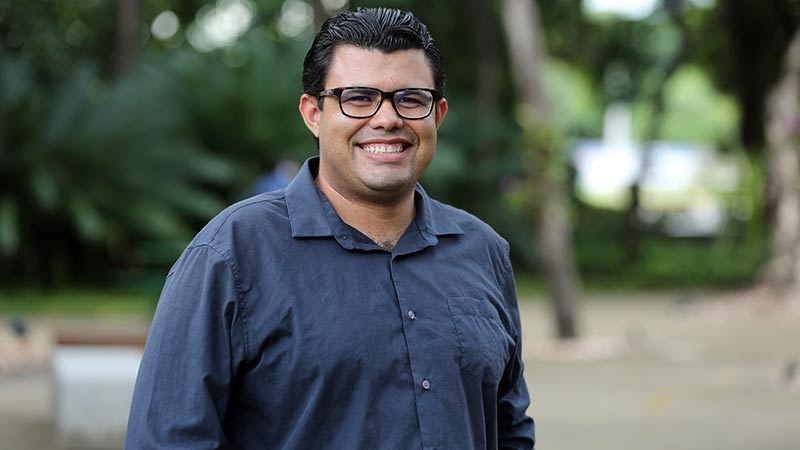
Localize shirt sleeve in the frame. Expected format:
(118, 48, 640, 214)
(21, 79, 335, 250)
(125, 244, 247, 449)
(497, 247, 536, 450)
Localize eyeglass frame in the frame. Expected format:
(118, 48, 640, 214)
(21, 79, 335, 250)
(317, 86, 441, 120)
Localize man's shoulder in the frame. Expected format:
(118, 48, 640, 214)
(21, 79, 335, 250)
(190, 190, 290, 249)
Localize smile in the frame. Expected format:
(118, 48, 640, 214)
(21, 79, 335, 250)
(359, 143, 407, 154)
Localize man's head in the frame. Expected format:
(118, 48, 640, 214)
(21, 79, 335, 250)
(298, 8, 448, 205)
(302, 8, 446, 101)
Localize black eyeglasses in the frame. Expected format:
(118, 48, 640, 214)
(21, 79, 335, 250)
(318, 86, 439, 120)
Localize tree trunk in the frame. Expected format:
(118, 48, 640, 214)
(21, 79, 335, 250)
(470, 0, 500, 125)
(113, 0, 139, 78)
(310, 0, 331, 30)
(622, 0, 687, 264)
(502, 0, 580, 339)
(763, 28, 800, 301)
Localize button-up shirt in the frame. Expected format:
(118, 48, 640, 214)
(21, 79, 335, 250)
(126, 157, 535, 450)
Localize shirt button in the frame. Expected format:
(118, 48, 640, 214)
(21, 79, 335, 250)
(421, 379, 431, 390)
(407, 310, 417, 320)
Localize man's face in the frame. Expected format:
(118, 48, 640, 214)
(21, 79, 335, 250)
(299, 45, 448, 204)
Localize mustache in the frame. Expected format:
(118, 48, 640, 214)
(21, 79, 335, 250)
(353, 131, 417, 144)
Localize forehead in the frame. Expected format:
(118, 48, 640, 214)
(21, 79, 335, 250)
(326, 45, 435, 89)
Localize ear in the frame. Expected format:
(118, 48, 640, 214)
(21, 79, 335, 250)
(433, 98, 448, 129)
(299, 94, 322, 138)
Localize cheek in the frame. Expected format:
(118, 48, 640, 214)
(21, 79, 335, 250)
(417, 123, 438, 149)
(320, 116, 361, 146)
(416, 130, 436, 168)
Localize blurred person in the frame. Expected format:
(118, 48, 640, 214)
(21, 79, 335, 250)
(125, 7, 534, 450)
(247, 159, 300, 196)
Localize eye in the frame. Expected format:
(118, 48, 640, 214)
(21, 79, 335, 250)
(341, 89, 378, 105)
(398, 97, 424, 106)
(395, 91, 430, 108)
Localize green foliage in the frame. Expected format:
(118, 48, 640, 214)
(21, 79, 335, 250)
(633, 237, 767, 287)
(683, 0, 800, 148)
(542, 4, 685, 105)
(631, 64, 739, 143)
(153, 32, 314, 193)
(0, 1, 322, 285)
(573, 204, 768, 288)
(543, 58, 603, 137)
(0, 0, 119, 79)
(0, 48, 237, 283)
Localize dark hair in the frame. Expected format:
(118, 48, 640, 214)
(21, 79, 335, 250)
(302, 8, 446, 101)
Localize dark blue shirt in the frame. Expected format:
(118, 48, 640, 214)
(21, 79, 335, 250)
(126, 157, 535, 450)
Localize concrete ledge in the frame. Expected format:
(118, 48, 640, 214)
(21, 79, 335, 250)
(51, 345, 142, 450)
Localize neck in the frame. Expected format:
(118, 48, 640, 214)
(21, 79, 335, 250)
(315, 176, 415, 251)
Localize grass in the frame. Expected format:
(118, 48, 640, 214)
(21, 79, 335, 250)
(0, 289, 155, 316)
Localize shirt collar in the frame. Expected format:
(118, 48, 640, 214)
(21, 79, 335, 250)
(285, 157, 464, 244)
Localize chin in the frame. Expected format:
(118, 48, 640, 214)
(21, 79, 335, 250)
(361, 170, 416, 190)
(362, 177, 416, 194)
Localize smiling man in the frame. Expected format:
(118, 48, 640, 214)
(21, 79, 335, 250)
(300, 44, 444, 251)
(126, 7, 534, 450)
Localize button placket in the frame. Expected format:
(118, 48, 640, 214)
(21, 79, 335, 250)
(390, 256, 439, 449)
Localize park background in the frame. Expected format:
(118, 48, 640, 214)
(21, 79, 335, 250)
(1, 0, 800, 449)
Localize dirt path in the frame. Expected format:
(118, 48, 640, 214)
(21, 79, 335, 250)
(1, 291, 798, 450)
(520, 290, 800, 450)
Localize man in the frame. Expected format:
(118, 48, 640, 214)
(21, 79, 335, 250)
(126, 7, 535, 450)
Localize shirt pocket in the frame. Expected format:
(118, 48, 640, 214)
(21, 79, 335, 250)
(446, 297, 514, 385)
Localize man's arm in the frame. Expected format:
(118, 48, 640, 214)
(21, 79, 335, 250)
(125, 244, 247, 449)
(497, 250, 536, 450)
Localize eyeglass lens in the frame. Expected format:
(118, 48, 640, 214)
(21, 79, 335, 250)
(339, 88, 433, 119)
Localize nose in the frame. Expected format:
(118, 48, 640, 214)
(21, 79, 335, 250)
(368, 97, 404, 130)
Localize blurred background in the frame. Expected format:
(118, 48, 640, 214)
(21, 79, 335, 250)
(1, 0, 799, 449)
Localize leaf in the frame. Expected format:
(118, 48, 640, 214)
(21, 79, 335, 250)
(30, 167, 60, 211)
(0, 52, 33, 112)
(40, 64, 94, 148)
(126, 200, 189, 240)
(0, 197, 20, 256)
(159, 185, 227, 219)
(66, 193, 106, 242)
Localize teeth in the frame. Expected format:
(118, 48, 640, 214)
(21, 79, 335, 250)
(361, 144, 405, 154)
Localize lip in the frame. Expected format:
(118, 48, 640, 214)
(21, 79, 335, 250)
(357, 138, 412, 147)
